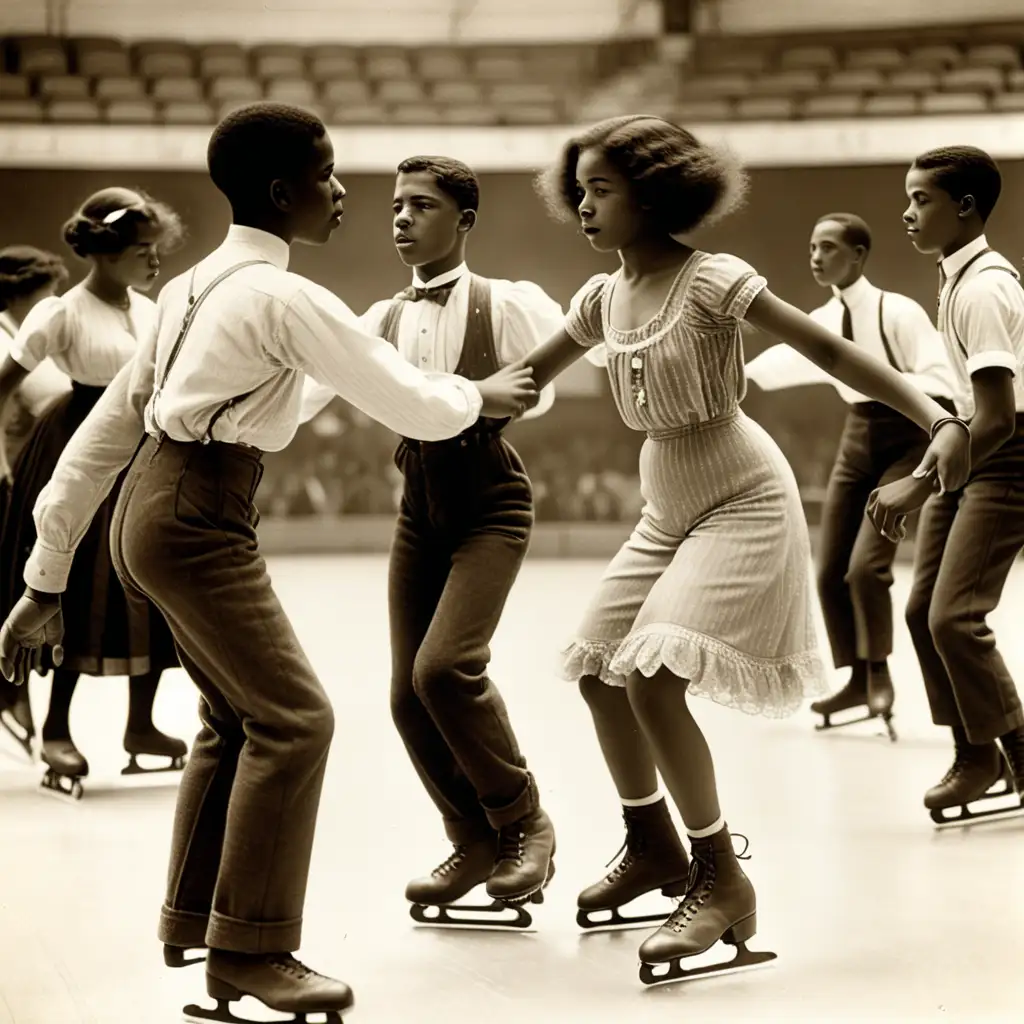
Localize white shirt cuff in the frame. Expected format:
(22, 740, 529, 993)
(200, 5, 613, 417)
(23, 543, 73, 594)
(452, 376, 483, 425)
(10, 348, 40, 373)
(966, 350, 1018, 378)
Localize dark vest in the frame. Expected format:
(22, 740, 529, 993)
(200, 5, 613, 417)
(379, 274, 508, 438)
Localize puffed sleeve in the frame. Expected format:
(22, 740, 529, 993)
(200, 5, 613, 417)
(564, 273, 609, 348)
(8, 296, 71, 371)
(688, 252, 768, 324)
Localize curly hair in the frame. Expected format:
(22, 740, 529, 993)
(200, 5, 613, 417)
(535, 115, 748, 237)
(208, 102, 328, 211)
(912, 145, 1001, 222)
(397, 155, 480, 212)
(62, 186, 185, 259)
(0, 245, 68, 309)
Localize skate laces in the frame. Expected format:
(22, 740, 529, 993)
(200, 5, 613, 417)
(433, 846, 467, 878)
(602, 815, 645, 878)
(497, 825, 526, 866)
(267, 954, 319, 981)
(665, 833, 751, 934)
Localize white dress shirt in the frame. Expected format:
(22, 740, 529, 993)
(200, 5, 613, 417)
(299, 261, 562, 424)
(937, 233, 1024, 418)
(745, 274, 955, 404)
(0, 310, 71, 416)
(24, 225, 483, 593)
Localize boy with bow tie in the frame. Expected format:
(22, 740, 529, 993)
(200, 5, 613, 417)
(303, 156, 561, 925)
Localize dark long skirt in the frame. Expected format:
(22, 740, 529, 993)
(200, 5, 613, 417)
(0, 381, 178, 677)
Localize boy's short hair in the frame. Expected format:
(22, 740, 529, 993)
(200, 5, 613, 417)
(912, 145, 1002, 221)
(396, 155, 480, 213)
(815, 212, 872, 254)
(208, 103, 328, 210)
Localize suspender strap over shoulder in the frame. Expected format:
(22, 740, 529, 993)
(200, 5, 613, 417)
(153, 258, 270, 444)
(875, 291, 903, 373)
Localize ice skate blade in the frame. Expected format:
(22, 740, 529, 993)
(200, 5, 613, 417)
(122, 753, 186, 776)
(930, 781, 1022, 827)
(0, 713, 34, 761)
(577, 905, 673, 933)
(410, 899, 536, 931)
(639, 941, 777, 988)
(165, 944, 206, 968)
(39, 771, 84, 801)
(815, 709, 897, 741)
(183, 1000, 345, 1023)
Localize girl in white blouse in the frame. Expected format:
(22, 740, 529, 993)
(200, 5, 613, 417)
(0, 245, 72, 756)
(0, 188, 187, 796)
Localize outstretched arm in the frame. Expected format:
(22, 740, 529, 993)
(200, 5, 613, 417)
(507, 328, 588, 390)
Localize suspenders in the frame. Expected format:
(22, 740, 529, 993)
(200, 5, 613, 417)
(875, 292, 903, 373)
(152, 259, 270, 444)
(939, 247, 1023, 358)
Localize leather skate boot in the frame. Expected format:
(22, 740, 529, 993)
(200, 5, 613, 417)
(405, 835, 497, 905)
(810, 662, 868, 718)
(998, 726, 1024, 800)
(924, 726, 1004, 811)
(866, 661, 895, 717)
(122, 726, 188, 774)
(486, 806, 556, 904)
(203, 950, 354, 1015)
(578, 798, 690, 921)
(638, 825, 756, 965)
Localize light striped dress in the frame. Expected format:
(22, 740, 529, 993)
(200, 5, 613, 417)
(561, 250, 828, 717)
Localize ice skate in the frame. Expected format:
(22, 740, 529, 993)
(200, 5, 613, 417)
(926, 727, 1019, 826)
(182, 950, 353, 1024)
(577, 798, 691, 933)
(998, 726, 1024, 799)
(406, 834, 532, 931)
(122, 726, 188, 775)
(39, 738, 88, 800)
(0, 686, 35, 761)
(811, 661, 895, 739)
(637, 826, 776, 987)
(485, 805, 556, 919)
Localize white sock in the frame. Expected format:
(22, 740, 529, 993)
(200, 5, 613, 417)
(686, 815, 725, 839)
(621, 789, 664, 807)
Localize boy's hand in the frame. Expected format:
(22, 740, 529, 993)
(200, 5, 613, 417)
(0, 591, 64, 686)
(865, 475, 936, 543)
(476, 365, 538, 419)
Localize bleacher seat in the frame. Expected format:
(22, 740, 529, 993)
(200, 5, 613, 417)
(735, 95, 797, 120)
(964, 43, 1020, 69)
(207, 76, 263, 104)
(886, 69, 939, 92)
(906, 44, 962, 69)
(1007, 68, 1024, 90)
(37, 75, 90, 100)
(444, 104, 500, 124)
(0, 74, 29, 99)
(754, 70, 821, 96)
(0, 98, 43, 121)
(921, 91, 988, 114)
(161, 100, 215, 124)
(684, 73, 752, 99)
(992, 91, 1024, 111)
(74, 38, 131, 78)
(863, 93, 919, 116)
(671, 99, 733, 121)
(364, 51, 413, 80)
(499, 103, 561, 125)
(826, 68, 885, 92)
(779, 45, 838, 72)
(432, 80, 483, 104)
(472, 53, 524, 81)
(11, 36, 67, 76)
(105, 99, 159, 124)
(376, 80, 427, 104)
(417, 50, 467, 80)
(252, 45, 306, 80)
(390, 104, 445, 124)
(94, 76, 146, 101)
(803, 93, 864, 118)
(942, 66, 1004, 92)
(490, 82, 559, 105)
(321, 79, 372, 104)
(308, 47, 361, 81)
(46, 99, 102, 122)
(703, 52, 768, 75)
(845, 47, 903, 72)
(151, 77, 203, 102)
(328, 102, 386, 124)
(134, 41, 193, 79)
(197, 44, 249, 80)
(265, 78, 317, 105)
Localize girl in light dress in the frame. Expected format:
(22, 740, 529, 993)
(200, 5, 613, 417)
(0, 188, 189, 794)
(515, 115, 969, 978)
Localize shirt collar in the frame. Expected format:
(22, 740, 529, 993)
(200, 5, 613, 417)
(223, 224, 291, 270)
(413, 261, 467, 290)
(831, 274, 873, 306)
(940, 234, 988, 278)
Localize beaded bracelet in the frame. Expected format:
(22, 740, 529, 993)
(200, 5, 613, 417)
(929, 415, 970, 441)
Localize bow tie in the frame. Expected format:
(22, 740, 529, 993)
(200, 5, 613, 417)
(400, 280, 458, 306)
